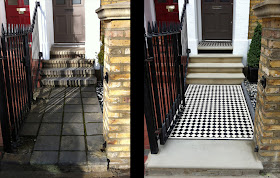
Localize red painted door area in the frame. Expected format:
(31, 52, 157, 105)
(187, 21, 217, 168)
(154, 0, 179, 22)
(5, 0, 30, 24)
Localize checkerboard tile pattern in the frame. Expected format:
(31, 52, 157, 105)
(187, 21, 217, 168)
(169, 85, 254, 140)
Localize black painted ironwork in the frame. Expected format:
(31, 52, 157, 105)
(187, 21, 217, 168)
(144, 21, 189, 154)
(0, 2, 41, 152)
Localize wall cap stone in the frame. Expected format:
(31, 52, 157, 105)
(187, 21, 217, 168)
(253, 0, 280, 18)
(96, 2, 130, 21)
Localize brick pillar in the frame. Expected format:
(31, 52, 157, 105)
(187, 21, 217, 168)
(253, 0, 280, 171)
(96, 2, 130, 169)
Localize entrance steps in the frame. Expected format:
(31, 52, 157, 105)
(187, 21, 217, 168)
(41, 46, 97, 87)
(145, 140, 263, 177)
(187, 54, 245, 85)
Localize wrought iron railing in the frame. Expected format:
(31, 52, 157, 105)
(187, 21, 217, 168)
(0, 2, 41, 152)
(144, 22, 187, 154)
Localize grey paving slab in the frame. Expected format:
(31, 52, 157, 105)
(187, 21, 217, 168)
(45, 97, 65, 105)
(30, 104, 46, 114)
(59, 151, 87, 165)
(62, 123, 84, 135)
(60, 136, 85, 151)
(83, 104, 101, 113)
(42, 112, 63, 123)
(45, 104, 64, 113)
(82, 97, 99, 105)
(146, 140, 263, 170)
(81, 86, 96, 92)
(64, 104, 83, 113)
(20, 123, 40, 136)
(30, 151, 58, 165)
(33, 87, 51, 99)
(38, 123, 62, 135)
(65, 98, 82, 105)
(86, 123, 103, 135)
(65, 87, 80, 93)
(25, 113, 43, 123)
(81, 92, 96, 98)
(63, 113, 84, 122)
(87, 151, 107, 166)
(33, 136, 60, 151)
(86, 135, 104, 152)
(65, 91, 81, 98)
(49, 90, 65, 98)
(84, 113, 103, 123)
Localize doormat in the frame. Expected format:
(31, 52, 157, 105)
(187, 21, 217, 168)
(169, 85, 254, 140)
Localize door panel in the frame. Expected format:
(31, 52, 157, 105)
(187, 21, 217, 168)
(5, 0, 30, 25)
(201, 0, 233, 40)
(154, 0, 179, 22)
(53, 0, 85, 43)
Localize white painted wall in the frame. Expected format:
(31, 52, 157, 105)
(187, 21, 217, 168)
(0, 0, 6, 29)
(30, 0, 54, 60)
(86, 0, 100, 69)
(232, 0, 250, 65)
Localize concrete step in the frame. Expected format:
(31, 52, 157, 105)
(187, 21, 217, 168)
(188, 63, 244, 73)
(145, 140, 263, 177)
(186, 73, 245, 85)
(41, 67, 95, 77)
(189, 54, 242, 63)
(41, 76, 97, 87)
(42, 58, 94, 68)
(50, 46, 85, 58)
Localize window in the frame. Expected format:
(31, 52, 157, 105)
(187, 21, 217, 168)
(56, 0, 65, 5)
(72, 0, 81, 4)
(205, 0, 214, 2)
(220, 0, 230, 2)
(158, 0, 167, 3)
(8, 0, 18, 5)
(24, 0, 29, 5)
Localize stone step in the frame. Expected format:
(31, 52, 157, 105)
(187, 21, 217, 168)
(41, 76, 97, 87)
(42, 58, 94, 68)
(145, 140, 263, 177)
(41, 67, 95, 77)
(186, 73, 245, 85)
(188, 63, 244, 73)
(189, 54, 242, 63)
(50, 46, 85, 59)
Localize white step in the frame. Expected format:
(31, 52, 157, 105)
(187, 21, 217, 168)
(41, 76, 97, 87)
(186, 73, 245, 85)
(41, 67, 95, 77)
(190, 54, 242, 63)
(188, 63, 244, 73)
(145, 140, 263, 176)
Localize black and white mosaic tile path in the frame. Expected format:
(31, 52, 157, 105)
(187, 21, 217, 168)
(170, 85, 254, 140)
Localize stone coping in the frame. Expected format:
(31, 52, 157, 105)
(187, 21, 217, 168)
(253, 0, 280, 18)
(95, 2, 130, 21)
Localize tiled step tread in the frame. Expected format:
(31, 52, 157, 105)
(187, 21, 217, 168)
(41, 67, 95, 76)
(42, 58, 94, 64)
(187, 73, 245, 79)
(41, 76, 97, 86)
(190, 54, 243, 58)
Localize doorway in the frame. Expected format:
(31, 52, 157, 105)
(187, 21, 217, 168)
(5, 0, 30, 25)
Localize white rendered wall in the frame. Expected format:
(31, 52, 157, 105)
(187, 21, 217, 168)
(0, 0, 6, 29)
(87, 0, 100, 69)
(232, 0, 250, 65)
(30, 0, 54, 60)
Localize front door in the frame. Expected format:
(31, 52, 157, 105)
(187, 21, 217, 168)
(5, 0, 30, 25)
(53, 0, 85, 43)
(201, 0, 233, 40)
(154, 0, 179, 22)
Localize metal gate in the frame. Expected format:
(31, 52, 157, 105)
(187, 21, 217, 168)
(0, 2, 41, 152)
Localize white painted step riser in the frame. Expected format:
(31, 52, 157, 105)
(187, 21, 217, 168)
(188, 68, 243, 73)
(41, 70, 95, 77)
(41, 80, 96, 87)
(186, 79, 244, 85)
(43, 64, 93, 68)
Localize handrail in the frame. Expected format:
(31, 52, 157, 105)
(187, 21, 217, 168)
(180, 0, 188, 26)
(30, 1, 40, 33)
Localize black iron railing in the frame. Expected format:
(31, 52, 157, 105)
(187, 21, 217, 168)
(144, 22, 187, 154)
(0, 2, 41, 152)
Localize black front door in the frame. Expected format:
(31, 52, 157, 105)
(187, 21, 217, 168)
(201, 0, 233, 40)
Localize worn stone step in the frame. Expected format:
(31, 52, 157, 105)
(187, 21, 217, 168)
(42, 58, 94, 68)
(41, 76, 97, 87)
(190, 54, 242, 63)
(50, 46, 85, 59)
(186, 73, 245, 85)
(188, 63, 244, 73)
(41, 67, 95, 77)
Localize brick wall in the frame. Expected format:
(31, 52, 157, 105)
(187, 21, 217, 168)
(248, 0, 264, 39)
